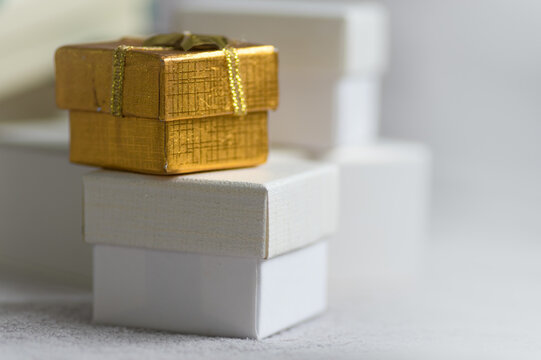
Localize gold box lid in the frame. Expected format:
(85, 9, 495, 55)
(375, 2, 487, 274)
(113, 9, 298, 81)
(55, 38, 279, 121)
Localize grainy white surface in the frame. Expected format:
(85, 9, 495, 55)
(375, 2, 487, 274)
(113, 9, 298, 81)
(1, 238, 540, 359)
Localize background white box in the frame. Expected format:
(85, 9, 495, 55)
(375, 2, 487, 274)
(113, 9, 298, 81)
(320, 142, 431, 289)
(273, 72, 380, 149)
(84, 157, 338, 259)
(93, 241, 328, 339)
(0, 119, 92, 286)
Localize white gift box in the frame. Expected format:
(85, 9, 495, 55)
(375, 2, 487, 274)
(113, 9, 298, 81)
(158, 0, 388, 150)
(320, 142, 432, 289)
(0, 119, 92, 286)
(83, 157, 338, 259)
(86, 156, 337, 337)
(93, 241, 328, 339)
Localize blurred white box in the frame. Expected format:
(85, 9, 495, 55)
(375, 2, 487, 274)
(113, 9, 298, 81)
(84, 156, 338, 259)
(321, 142, 431, 289)
(0, 119, 92, 286)
(273, 71, 380, 149)
(157, 0, 388, 150)
(272, 141, 431, 289)
(93, 241, 328, 339)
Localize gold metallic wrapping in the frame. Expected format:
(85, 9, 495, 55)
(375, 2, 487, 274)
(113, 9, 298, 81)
(55, 39, 279, 120)
(55, 38, 278, 174)
(70, 110, 268, 174)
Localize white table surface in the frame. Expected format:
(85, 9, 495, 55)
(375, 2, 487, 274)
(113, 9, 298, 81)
(1, 235, 540, 360)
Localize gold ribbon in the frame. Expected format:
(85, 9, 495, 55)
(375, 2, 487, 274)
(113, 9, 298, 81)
(110, 32, 247, 117)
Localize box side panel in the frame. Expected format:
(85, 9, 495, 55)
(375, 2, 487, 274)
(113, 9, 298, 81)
(266, 164, 339, 258)
(56, 45, 162, 118)
(164, 111, 268, 174)
(162, 46, 278, 121)
(122, 52, 162, 119)
(70, 111, 167, 174)
(55, 46, 114, 112)
(93, 245, 259, 338)
(83, 171, 268, 257)
(257, 240, 328, 338)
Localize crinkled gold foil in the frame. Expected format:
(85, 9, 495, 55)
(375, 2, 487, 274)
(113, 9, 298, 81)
(69, 110, 268, 174)
(55, 39, 278, 120)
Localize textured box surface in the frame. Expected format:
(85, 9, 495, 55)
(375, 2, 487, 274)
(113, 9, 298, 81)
(69, 110, 268, 174)
(93, 241, 328, 339)
(83, 155, 338, 258)
(167, 0, 388, 75)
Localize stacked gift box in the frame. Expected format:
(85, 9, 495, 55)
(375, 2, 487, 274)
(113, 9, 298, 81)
(161, 0, 432, 288)
(55, 33, 338, 338)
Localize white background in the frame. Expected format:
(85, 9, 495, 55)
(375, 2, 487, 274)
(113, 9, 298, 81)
(379, 0, 541, 244)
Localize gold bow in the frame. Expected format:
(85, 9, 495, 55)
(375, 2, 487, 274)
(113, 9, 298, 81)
(142, 33, 229, 51)
(111, 32, 247, 117)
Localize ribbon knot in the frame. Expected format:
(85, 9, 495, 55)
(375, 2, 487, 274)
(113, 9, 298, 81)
(142, 32, 229, 51)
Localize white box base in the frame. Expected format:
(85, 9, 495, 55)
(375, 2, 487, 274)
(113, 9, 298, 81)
(0, 120, 92, 286)
(93, 241, 328, 339)
(320, 142, 431, 289)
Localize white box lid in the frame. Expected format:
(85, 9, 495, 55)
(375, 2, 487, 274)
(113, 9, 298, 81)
(164, 0, 388, 76)
(83, 154, 338, 258)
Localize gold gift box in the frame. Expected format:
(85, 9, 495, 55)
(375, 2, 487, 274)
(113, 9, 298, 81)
(55, 38, 278, 174)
